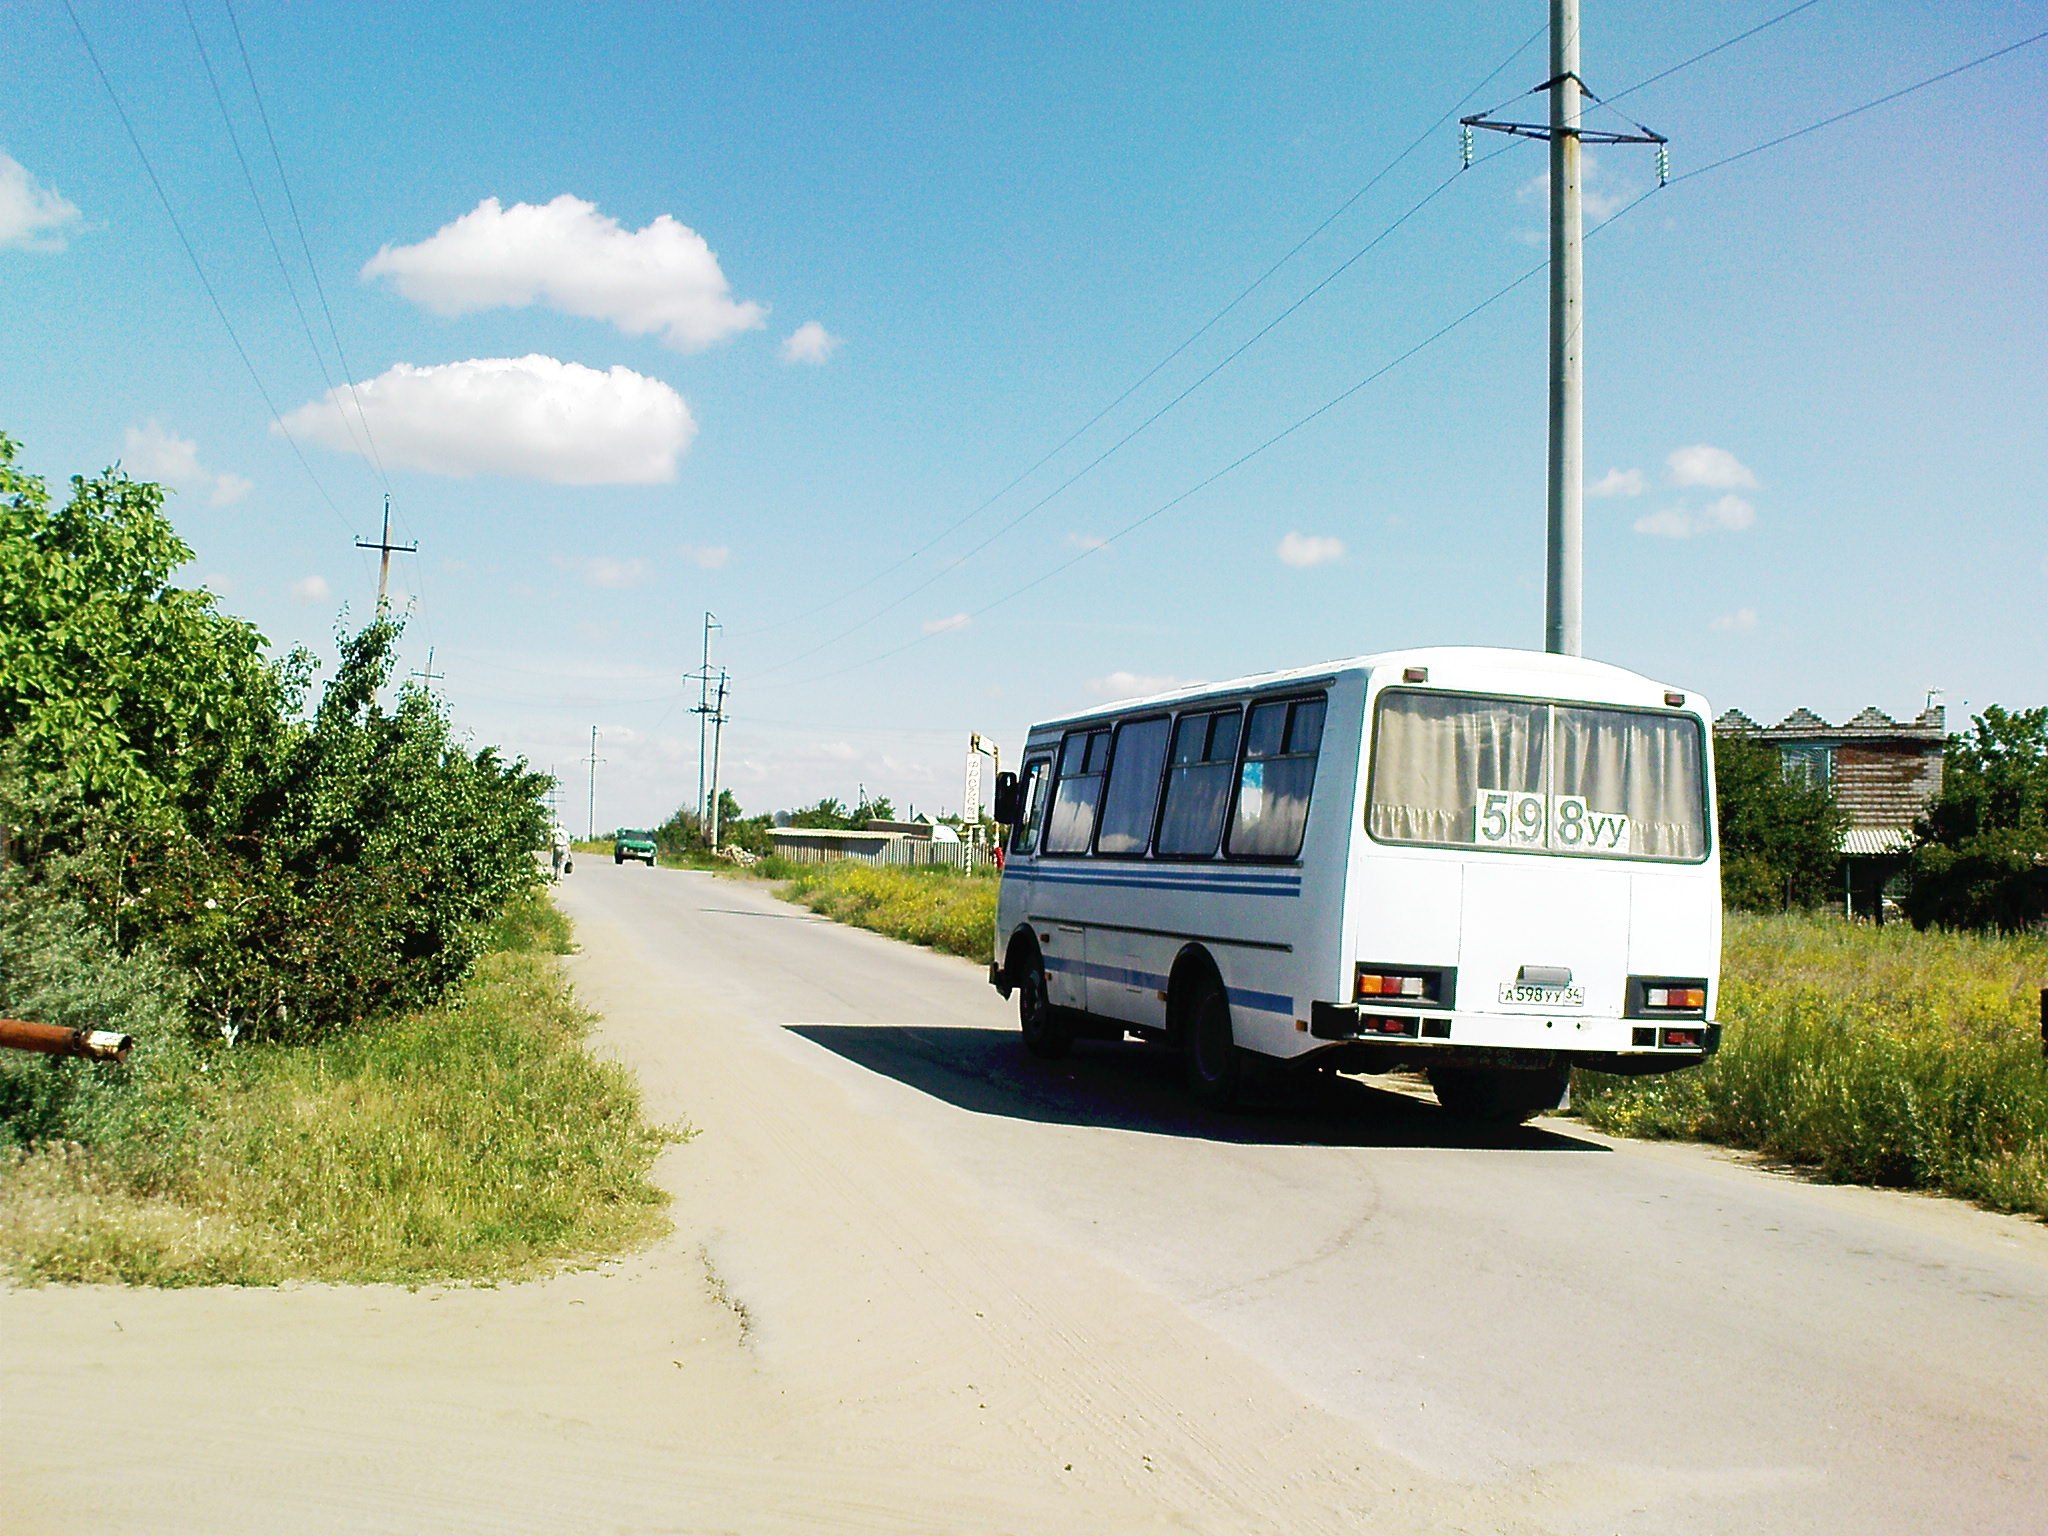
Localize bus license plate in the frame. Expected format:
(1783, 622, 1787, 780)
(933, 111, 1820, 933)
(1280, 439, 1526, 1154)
(1498, 983, 1584, 1007)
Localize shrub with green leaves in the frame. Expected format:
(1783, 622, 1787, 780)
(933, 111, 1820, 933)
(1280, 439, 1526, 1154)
(1906, 705, 2048, 933)
(1714, 730, 1846, 911)
(1, 430, 549, 1042)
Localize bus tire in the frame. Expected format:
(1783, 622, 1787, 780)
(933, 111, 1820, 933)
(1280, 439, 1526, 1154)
(1183, 980, 1243, 1110)
(1427, 1064, 1569, 1125)
(1015, 946, 1071, 1061)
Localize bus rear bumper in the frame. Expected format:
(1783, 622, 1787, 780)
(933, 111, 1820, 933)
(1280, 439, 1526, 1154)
(1308, 1001, 1718, 1068)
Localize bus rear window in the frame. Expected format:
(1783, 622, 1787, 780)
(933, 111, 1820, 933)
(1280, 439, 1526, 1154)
(1367, 690, 1707, 861)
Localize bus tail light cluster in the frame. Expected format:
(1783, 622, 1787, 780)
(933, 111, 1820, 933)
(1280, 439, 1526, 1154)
(1647, 985, 1706, 1010)
(1354, 964, 1453, 1008)
(1626, 976, 1710, 1019)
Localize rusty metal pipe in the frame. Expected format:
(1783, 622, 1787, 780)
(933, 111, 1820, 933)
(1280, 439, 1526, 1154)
(0, 1018, 133, 1064)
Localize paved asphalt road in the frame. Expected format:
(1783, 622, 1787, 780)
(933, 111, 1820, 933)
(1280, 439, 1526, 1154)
(574, 861, 2048, 1534)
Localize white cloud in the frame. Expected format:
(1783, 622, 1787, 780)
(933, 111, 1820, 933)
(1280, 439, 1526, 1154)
(922, 612, 970, 635)
(122, 420, 252, 507)
(779, 320, 839, 364)
(278, 356, 695, 484)
(553, 554, 650, 590)
(0, 152, 81, 252)
(1066, 532, 1109, 551)
(290, 575, 331, 602)
(680, 543, 729, 569)
(1277, 531, 1344, 568)
(361, 195, 764, 351)
(1667, 444, 1758, 491)
(1087, 671, 1191, 700)
(1634, 494, 1756, 539)
(1517, 152, 1628, 221)
(1588, 467, 1644, 498)
(1711, 607, 1759, 633)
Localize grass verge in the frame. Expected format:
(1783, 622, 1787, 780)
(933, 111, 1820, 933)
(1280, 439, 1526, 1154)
(0, 887, 678, 1285)
(775, 859, 998, 960)
(1576, 913, 2048, 1218)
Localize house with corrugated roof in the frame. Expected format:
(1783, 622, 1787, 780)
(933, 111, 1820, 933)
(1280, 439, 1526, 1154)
(1714, 703, 1946, 917)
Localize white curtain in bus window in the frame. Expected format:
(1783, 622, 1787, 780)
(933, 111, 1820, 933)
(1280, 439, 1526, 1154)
(1156, 708, 1241, 856)
(1044, 729, 1111, 853)
(1368, 692, 1546, 845)
(1227, 696, 1325, 858)
(1551, 706, 1706, 859)
(1096, 716, 1171, 855)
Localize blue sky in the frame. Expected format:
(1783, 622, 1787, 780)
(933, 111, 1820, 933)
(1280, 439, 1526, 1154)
(4, 1, 2044, 829)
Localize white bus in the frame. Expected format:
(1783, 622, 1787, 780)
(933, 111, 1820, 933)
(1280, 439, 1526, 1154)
(988, 646, 1720, 1123)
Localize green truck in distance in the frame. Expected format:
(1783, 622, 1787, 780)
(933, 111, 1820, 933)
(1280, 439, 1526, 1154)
(614, 829, 658, 867)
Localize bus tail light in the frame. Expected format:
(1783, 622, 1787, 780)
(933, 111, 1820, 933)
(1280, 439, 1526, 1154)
(1660, 1027, 1705, 1049)
(1627, 976, 1709, 1018)
(1354, 965, 1454, 1007)
(1360, 1014, 1420, 1038)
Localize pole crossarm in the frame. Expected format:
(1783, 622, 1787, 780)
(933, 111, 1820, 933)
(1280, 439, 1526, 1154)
(1461, 116, 1666, 146)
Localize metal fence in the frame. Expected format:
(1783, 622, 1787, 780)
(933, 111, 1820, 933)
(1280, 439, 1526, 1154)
(767, 832, 988, 872)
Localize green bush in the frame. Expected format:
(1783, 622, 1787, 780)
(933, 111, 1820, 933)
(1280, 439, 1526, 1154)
(1576, 913, 2048, 1217)
(1905, 706, 2048, 933)
(1, 433, 549, 1041)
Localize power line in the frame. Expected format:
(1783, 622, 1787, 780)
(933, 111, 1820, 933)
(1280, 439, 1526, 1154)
(1604, 0, 1829, 106)
(735, 20, 1550, 643)
(60, 0, 356, 538)
(765, 26, 2048, 693)
(178, 0, 378, 476)
(221, 0, 394, 493)
(749, 139, 1532, 682)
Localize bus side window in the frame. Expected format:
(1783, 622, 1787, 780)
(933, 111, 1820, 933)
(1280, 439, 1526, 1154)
(1155, 707, 1241, 857)
(1010, 758, 1052, 853)
(1227, 694, 1325, 859)
(1044, 728, 1111, 854)
(1095, 716, 1171, 855)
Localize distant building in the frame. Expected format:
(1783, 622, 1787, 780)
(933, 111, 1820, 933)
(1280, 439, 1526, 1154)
(1714, 703, 1946, 917)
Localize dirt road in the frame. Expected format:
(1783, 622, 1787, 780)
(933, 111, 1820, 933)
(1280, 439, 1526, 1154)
(6, 861, 2046, 1533)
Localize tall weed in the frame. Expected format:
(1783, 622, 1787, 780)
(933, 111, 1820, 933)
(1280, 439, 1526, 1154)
(1577, 913, 2048, 1217)
(777, 861, 998, 960)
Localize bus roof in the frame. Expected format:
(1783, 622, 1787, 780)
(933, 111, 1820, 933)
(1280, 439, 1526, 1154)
(1025, 646, 1705, 736)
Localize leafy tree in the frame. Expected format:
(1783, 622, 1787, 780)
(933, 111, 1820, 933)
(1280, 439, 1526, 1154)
(853, 794, 896, 824)
(788, 796, 853, 829)
(1905, 706, 2048, 932)
(1714, 731, 1846, 911)
(1, 433, 550, 1041)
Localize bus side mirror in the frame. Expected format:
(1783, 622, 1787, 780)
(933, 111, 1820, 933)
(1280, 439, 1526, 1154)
(992, 771, 1023, 826)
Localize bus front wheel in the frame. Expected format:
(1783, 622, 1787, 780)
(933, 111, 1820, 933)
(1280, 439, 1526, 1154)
(1427, 1064, 1570, 1125)
(1016, 951, 1071, 1060)
(1183, 982, 1243, 1110)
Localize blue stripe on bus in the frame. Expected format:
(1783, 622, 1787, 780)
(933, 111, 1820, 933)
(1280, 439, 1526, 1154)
(1034, 954, 1289, 1017)
(1227, 986, 1294, 1017)
(1024, 868, 1300, 898)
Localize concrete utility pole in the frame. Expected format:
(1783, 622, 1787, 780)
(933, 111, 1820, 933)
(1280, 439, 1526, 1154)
(584, 726, 604, 842)
(1546, 0, 1584, 657)
(354, 493, 417, 614)
(706, 670, 729, 849)
(692, 612, 721, 828)
(409, 647, 444, 687)
(1461, 2, 1664, 659)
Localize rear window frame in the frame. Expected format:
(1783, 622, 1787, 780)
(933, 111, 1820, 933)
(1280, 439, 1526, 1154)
(1362, 685, 1713, 865)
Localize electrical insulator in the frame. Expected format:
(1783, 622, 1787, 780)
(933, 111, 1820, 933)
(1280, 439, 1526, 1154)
(1656, 145, 1670, 186)
(1460, 124, 1473, 170)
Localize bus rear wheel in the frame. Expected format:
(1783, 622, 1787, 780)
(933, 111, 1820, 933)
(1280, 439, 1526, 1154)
(1183, 982, 1243, 1110)
(1016, 951, 1071, 1060)
(1427, 1064, 1570, 1125)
